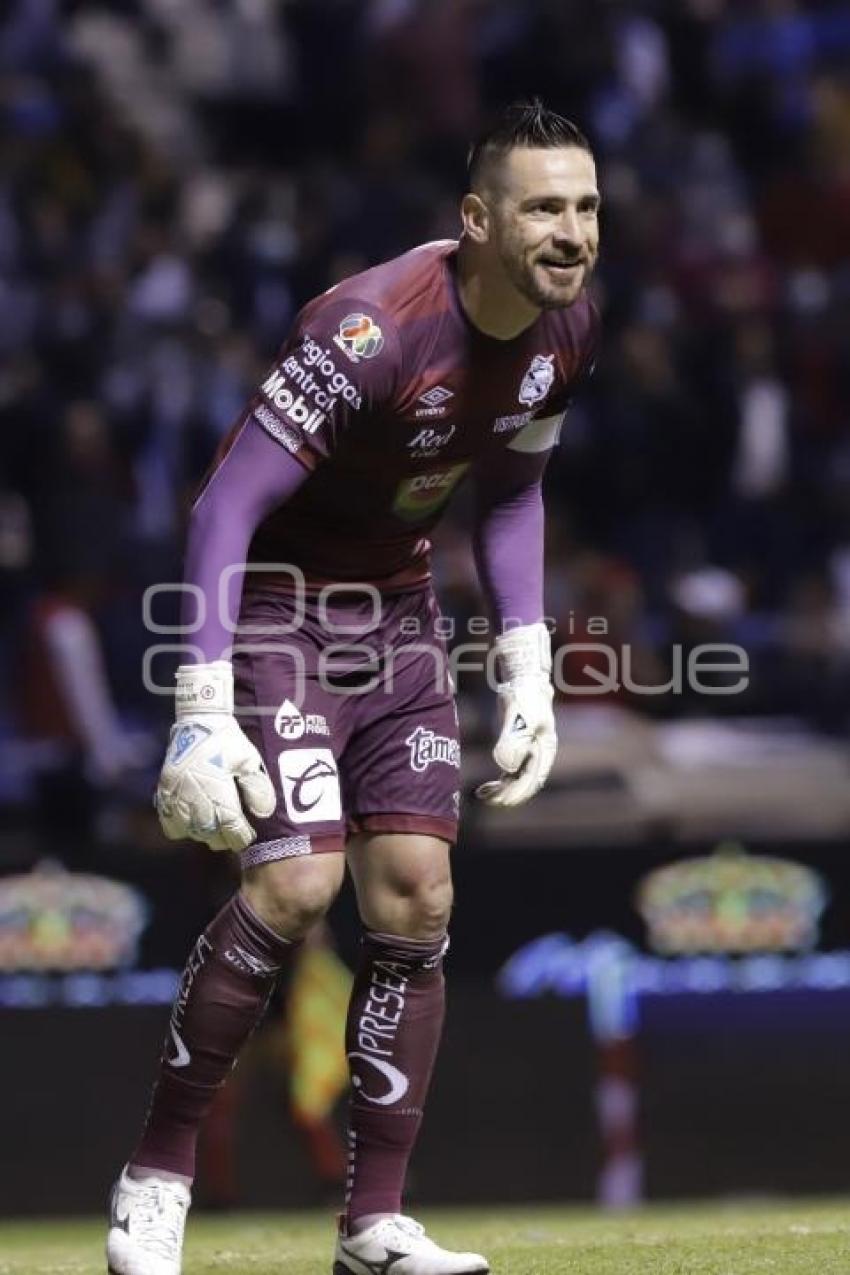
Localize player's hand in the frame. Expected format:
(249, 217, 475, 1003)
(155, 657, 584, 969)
(155, 661, 276, 851)
(476, 623, 557, 808)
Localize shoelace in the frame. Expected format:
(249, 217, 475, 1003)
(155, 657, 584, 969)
(381, 1215, 434, 1251)
(130, 1183, 187, 1260)
(393, 1217, 425, 1239)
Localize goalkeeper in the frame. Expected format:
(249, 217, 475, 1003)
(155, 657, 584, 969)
(108, 99, 600, 1275)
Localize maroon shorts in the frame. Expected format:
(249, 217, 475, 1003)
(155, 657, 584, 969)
(232, 585, 460, 866)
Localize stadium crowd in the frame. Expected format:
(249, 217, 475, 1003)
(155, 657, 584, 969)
(1, 0, 850, 816)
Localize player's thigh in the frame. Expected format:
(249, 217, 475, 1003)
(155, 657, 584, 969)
(347, 832, 454, 938)
(232, 592, 351, 862)
(342, 650, 462, 846)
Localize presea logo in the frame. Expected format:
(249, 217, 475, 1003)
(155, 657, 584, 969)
(518, 353, 555, 406)
(334, 313, 384, 362)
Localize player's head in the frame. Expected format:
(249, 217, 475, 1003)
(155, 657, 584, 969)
(462, 99, 599, 310)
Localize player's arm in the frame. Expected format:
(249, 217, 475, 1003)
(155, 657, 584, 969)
(156, 299, 400, 852)
(471, 417, 563, 808)
(156, 420, 310, 851)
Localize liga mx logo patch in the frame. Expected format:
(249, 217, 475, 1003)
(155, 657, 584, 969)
(518, 353, 555, 406)
(334, 312, 384, 362)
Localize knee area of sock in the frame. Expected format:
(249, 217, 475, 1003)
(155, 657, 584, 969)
(242, 858, 338, 938)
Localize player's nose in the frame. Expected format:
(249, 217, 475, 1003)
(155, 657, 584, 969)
(552, 209, 583, 253)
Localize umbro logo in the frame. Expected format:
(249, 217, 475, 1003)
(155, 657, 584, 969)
(415, 385, 453, 418)
(419, 385, 453, 407)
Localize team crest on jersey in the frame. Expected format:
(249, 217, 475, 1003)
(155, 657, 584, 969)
(518, 354, 555, 406)
(334, 313, 384, 362)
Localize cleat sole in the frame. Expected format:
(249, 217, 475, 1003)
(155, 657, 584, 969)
(334, 1265, 489, 1275)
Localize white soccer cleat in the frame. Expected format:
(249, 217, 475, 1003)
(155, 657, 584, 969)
(334, 1214, 489, 1275)
(106, 1167, 190, 1275)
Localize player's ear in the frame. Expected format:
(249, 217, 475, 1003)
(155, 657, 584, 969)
(461, 192, 490, 244)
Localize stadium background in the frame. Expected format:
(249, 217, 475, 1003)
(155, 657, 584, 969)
(2, 0, 850, 1220)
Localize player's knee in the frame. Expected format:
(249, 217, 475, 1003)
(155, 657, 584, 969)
(400, 872, 454, 938)
(242, 855, 341, 939)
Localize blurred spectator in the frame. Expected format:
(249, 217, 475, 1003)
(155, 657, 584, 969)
(0, 0, 849, 846)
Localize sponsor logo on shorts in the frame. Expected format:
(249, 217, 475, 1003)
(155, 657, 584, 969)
(407, 424, 455, 458)
(279, 748, 341, 824)
(392, 462, 469, 522)
(518, 353, 555, 406)
(415, 385, 454, 418)
(333, 312, 384, 362)
(492, 410, 533, 434)
(252, 403, 302, 453)
(274, 698, 330, 740)
(405, 725, 461, 773)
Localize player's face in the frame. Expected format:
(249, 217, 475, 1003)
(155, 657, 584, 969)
(490, 147, 600, 310)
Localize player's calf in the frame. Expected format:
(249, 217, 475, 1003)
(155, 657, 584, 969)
(344, 930, 448, 1225)
(130, 892, 296, 1181)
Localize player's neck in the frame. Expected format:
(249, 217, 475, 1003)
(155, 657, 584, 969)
(455, 243, 541, 341)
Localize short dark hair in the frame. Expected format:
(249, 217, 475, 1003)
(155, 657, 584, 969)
(467, 99, 591, 190)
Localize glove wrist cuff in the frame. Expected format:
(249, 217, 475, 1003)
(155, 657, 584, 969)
(494, 622, 552, 683)
(175, 660, 234, 716)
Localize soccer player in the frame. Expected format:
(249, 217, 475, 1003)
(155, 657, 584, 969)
(107, 100, 600, 1275)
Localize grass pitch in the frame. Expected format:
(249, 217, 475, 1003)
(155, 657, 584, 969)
(2, 1200, 850, 1274)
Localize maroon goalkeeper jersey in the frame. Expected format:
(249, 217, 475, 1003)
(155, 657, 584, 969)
(218, 239, 598, 589)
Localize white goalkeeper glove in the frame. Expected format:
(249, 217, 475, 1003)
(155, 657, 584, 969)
(155, 661, 276, 851)
(476, 622, 557, 808)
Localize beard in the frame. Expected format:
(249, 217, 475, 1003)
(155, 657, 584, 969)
(498, 241, 591, 310)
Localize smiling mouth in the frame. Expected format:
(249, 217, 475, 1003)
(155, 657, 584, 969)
(539, 258, 583, 272)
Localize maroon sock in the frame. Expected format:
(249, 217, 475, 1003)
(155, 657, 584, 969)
(132, 892, 295, 1179)
(345, 930, 448, 1226)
